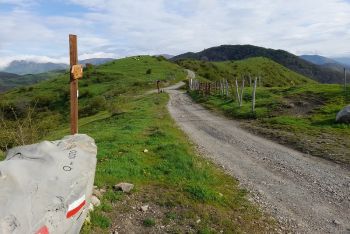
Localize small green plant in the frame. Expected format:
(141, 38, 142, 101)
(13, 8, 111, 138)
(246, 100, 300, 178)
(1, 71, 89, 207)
(90, 212, 110, 229)
(146, 68, 152, 75)
(143, 218, 156, 227)
(165, 212, 177, 220)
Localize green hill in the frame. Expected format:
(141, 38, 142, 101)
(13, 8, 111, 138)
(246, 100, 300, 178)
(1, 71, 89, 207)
(0, 71, 63, 93)
(0, 56, 275, 233)
(177, 57, 316, 87)
(172, 45, 344, 84)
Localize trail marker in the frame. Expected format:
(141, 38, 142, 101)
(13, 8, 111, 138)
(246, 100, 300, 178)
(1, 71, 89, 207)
(69, 34, 83, 135)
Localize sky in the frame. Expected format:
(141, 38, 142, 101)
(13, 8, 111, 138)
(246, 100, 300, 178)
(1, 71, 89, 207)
(1, 0, 350, 68)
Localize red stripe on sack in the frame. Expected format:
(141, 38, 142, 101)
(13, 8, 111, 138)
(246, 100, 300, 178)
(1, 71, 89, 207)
(36, 225, 49, 234)
(66, 200, 86, 218)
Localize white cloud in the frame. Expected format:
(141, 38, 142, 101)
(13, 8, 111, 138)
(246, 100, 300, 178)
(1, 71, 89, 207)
(0, 55, 67, 69)
(79, 52, 116, 60)
(1, 0, 350, 65)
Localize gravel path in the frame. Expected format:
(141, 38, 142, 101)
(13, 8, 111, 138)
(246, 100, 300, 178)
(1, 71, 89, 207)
(166, 86, 350, 233)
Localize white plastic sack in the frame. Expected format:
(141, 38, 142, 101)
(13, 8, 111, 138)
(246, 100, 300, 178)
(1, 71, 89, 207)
(0, 134, 97, 234)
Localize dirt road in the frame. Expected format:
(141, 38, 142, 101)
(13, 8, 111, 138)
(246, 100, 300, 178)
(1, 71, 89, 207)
(166, 85, 350, 233)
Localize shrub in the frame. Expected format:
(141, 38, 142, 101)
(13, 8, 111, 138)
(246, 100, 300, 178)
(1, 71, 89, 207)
(146, 68, 152, 75)
(143, 218, 156, 227)
(80, 96, 107, 117)
(0, 105, 41, 150)
(107, 102, 123, 116)
(79, 90, 93, 99)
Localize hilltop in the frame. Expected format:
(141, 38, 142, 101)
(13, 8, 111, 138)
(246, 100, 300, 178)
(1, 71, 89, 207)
(172, 45, 344, 84)
(177, 57, 315, 87)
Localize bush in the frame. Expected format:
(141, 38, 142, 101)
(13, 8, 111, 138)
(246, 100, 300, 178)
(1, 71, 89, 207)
(107, 102, 123, 116)
(80, 96, 107, 117)
(143, 218, 156, 227)
(146, 68, 152, 75)
(0, 105, 41, 150)
(79, 90, 93, 99)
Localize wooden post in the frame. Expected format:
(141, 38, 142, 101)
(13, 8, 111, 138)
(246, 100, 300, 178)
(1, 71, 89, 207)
(252, 77, 257, 112)
(225, 79, 229, 97)
(69, 34, 78, 135)
(240, 78, 245, 107)
(235, 78, 240, 104)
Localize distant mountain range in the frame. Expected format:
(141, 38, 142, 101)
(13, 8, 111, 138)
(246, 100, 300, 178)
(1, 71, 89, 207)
(157, 54, 174, 59)
(299, 55, 339, 65)
(332, 57, 350, 66)
(3, 61, 67, 75)
(300, 54, 349, 74)
(80, 58, 114, 66)
(1, 58, 115, 75)
(172, 45, 344, 84)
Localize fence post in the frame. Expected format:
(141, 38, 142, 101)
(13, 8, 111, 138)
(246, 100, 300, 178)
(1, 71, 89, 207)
(225, 79, 229, 97)
(252, 77, 257, 112)
(235, 78, 240, 104)
(69, 34, 78, 135)
(240, 78, 245, 107)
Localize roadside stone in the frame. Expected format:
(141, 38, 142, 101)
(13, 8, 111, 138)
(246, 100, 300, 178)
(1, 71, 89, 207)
(332, 219, 340, 225)
(88, 203, 94, 212)
(336, 105, 350, 123)
(114, 182, 134, 193)
(93, 188, 102, 198)
(140, 205, 149, 212)
(91, 195, 101, 207)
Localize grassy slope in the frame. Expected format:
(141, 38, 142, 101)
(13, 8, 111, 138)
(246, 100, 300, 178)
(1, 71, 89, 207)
(0, 56, 276, 233)
(177, 57, 315, 87)
(0, 71, 63, 93)
(190, 83, 350, 165)
(172, 44, 343, 83)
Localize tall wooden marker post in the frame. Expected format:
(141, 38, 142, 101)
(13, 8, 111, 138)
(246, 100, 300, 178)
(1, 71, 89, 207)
(69, 34, 83, 134)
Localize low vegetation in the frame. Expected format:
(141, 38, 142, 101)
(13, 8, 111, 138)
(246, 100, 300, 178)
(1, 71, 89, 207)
(190, 83, 350, 165)
(0, 71, 63, 93)
(0, 56, 277, 233)
(177, 57, 315, 86)
(172, 44, 344, 83)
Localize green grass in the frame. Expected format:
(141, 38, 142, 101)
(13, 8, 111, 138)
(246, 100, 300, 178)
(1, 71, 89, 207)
(0, 56, 186, 149)
(177, 57, 315, 87)
(76, 93, 274, 233)
(0, 55, 276, 233)
(143, 218, 156, 227)
(190, 83, 350, 164)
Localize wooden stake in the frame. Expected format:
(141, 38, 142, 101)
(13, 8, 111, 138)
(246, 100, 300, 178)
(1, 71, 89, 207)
(252, 77, 257, 112)
(69, 34, 78, 135)
(240, 79, 245, 107)
(235, 78, 240, 104)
